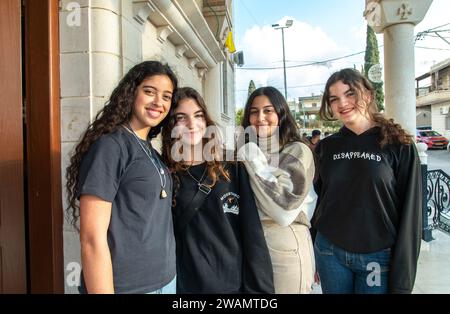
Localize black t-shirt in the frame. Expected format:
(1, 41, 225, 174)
(172, 162, 274, 294)
(77, 127, 175, 293)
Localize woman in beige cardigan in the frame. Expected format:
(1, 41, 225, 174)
(238, 86, 317, 294)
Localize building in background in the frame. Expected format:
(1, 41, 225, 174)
(288, 95, 321, 130)
(416, 58, 450, 138)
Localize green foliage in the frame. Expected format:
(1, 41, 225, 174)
(235, 108, 244, 126)
(248, 80, 256, 98)
(322, 120, 343, 133)
(364, 25, 384, 112)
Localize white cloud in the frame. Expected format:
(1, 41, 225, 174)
(235, 0, 450, 109)
(235, 17, 360, 108)
(414, 0, 450, 77)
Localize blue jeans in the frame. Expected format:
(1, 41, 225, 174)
(314, 232, 390, 294)
(147, 276, 177, 294)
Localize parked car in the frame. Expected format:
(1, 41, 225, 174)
(416, 130, 449, 150)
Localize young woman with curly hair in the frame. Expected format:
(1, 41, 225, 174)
(313, 68, 422, 294)
(66, 61, 178, 294)
(161, 87, 274, 293)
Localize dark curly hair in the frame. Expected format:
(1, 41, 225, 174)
(161, 87, 230, 206)
(319, 68, 412, 147)
(241, 86, 303, 148)
(66, 61, 178, 230)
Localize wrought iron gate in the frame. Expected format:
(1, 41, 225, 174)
(426, 170, 450, 235)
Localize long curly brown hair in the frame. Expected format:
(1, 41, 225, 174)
(319, 68, 412, 147)
(66, 61, 178, 230)
(161, 87, 230, 205)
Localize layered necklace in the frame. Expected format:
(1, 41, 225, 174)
(185, 163, 211, 195)
(123, 123, 168, 199)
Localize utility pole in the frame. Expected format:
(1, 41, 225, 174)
(272, 20, 293, 100)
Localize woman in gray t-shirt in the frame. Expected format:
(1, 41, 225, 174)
(66, 61, 178, 294)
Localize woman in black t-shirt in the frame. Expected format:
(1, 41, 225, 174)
(161, 87, 274, 293)
(66, 61, 178, 294)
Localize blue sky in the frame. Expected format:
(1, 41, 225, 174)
(232, 0, 450, 108)
(234, 0, 366, 52)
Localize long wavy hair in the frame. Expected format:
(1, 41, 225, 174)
(320, 68, 412, 146)
(241, 86, 303, 148)
(161, 87, 230, 205)
(66, 61, 178, 230)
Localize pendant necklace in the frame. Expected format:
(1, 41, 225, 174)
(185, 164, 211, 195)
(123, 124, 168, 199)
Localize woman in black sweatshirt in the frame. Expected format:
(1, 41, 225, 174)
(161, 87, 274, 294)
(313, 68, 422, 294)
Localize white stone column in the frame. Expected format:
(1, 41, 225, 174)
(384, 23, 416, 135)
(364, 0, 433, 136)
(59, 0, 124, 294)
(204, 63, 223, 123)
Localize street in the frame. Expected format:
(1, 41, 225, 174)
(426, 149, 450, 175)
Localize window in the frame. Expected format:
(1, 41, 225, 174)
(419, 130, 442, 137)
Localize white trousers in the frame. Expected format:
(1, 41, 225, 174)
(263, 221, 316, 294)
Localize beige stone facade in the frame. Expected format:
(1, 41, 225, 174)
(59, 0, 236, 293)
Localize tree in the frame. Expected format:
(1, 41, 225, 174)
(235, 108, 244, 126)
(364, 25, 384, 112)
(248, 80, 256, 99)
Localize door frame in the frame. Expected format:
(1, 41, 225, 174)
(24, 0, 64, 293)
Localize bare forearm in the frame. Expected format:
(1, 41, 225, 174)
(81, 241, 114, 294)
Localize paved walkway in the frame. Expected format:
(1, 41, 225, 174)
(413, 230, 450, 294)
(414, 150, 450, 293)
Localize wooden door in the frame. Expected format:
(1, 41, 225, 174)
(0, 0, 27, 293)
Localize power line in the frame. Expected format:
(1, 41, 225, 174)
(236, 82, 325, 92)
(427, 23, 450, 31)
(236, 50, 367, 70)
(237, 41, 448, 71)
(415, 46, 450, 51)
(423, 34, 450, 39)
(238, 0, 259, 26)
(415, 23, 450, 45)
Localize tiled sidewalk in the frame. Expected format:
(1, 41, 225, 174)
(413, 230, 450, 294)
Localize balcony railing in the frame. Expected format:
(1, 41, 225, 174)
(416, 89, 450, 107)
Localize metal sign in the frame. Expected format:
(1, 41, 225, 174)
(368, 64, 383, 83)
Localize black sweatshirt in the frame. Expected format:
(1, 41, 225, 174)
(313, 126, 422, 294)
(172, 162, 274, 294)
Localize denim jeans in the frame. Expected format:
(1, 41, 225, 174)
(314, 232, 390, 294)
(147, 276, 177, 294)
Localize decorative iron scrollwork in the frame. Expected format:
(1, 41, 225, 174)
(426, 170, 450, 235)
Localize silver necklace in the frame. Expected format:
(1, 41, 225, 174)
(123, 124, 168, 199)
(186, 164, 211, 195)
